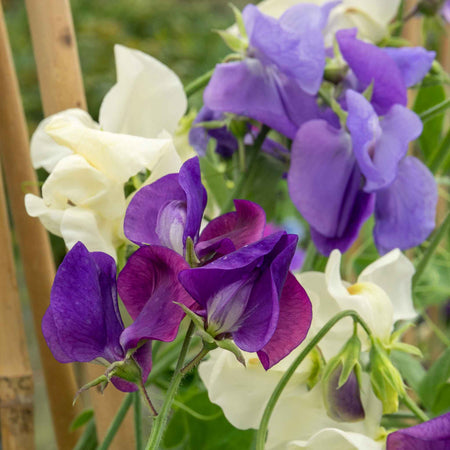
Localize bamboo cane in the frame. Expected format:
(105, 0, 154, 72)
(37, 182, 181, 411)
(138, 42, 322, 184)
(23, 0, 135, 447)
(0, 3, 82, 449)
(0, 163, 34, 449)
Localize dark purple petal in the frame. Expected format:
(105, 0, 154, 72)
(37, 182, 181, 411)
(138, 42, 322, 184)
(124, 157, 206, 252)
(124, 174, 184, 246)
(118, 245, 195, 351)
(257, 272, 311, 369)
(383, 47, 435, 87)
(42, 242, 124, 364)
(346, 90, 422, 192)
(387, 412, 450, 450)
(288, 120, 356, 237)
(337, 29, 407, 114)
(178, 157, 208, 246)
(374, 156, 437, 254)
(196, 199, 266, 260)
(324, 367, 365, 422)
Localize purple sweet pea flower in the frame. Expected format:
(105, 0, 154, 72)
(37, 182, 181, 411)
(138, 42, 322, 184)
(336, 29, 435, 114)
(43, 242, 195, 393)
(387, 412, 450, 449)
(204, 3, 337, 139)
(124, 157, 207, 255)
(189, 106, 239, 158)
(179, 231, 312, 369)
(443, 1, 450, 22)
(288, 90, 437, 255)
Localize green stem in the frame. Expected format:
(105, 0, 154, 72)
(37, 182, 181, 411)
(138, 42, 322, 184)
(73, 419, 97, 450)
(255, 310, 372, 450)
(134, 391, 143, 450)
(97, 393, 134, 450)
(145, 321, 196, 450)
(185, 69, 214, 97)
(429, 128, 450, 174)
(422, 311, 450, 347)
(401, 393, 430, 422)
(180, 346, 210, 375)
(221, 125, 270, 214)
(419, 98, 450, 123)
(413, 212, 450, 287)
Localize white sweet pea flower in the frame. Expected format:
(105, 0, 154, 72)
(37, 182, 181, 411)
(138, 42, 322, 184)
(26, 45, 188, 258)
(256, 0, 401, 44)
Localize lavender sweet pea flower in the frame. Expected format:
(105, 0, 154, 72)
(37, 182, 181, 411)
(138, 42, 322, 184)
(336, 29, 435, 114)
(288, 90, 437, 255)
(179, 231, 312, 369)
(386, 412, 450, 449)
(124, 157, 207, 255)
(204, 3, 335, 139)
(443, 1, 450, 22)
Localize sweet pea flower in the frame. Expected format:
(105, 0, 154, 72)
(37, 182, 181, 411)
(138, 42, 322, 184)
(205, 3, 332, 140)
(26, 45, 188, 258)
(443, 1, 450, 22)
(43, 242, 194, 392)
(386, 412, 450, 449)
(288, 89, 437, 255)
(256, 0, 401, 44)
(179, 231, 312, 369)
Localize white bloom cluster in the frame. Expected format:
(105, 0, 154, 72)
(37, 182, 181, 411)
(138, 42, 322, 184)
(25, 45, 189, 258)
(199, 249, 416, 449)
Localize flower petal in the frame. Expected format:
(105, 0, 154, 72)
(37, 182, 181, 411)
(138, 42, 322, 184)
(99, 44, 187, 137)
(358, 249, 417, 323)
(257, 272, 312, 369)
(374, 156, 437, 254)
(118, 245, 195, 350)
(42, 242, 124, 363)
(196, 199, 266, 260)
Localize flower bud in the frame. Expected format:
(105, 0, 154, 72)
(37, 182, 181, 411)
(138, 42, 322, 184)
(369, 338, 405, 414)
(322, 334, 365, 422)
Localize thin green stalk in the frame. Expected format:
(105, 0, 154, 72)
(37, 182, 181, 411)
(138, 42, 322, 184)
(185, 69, 214, 97)
(73, 419, 97, 450)
(97, 393, 134, 450)
(255, 310, 372, 450)
(134, 391, 143, 450)
(401, 393, 430, 422)
(145, 321, 196, 450)
(419, 98, 450, 123)
(429, 128, 450, 174)
(413, 212, 450, 287)
(221, 125, 270, 214)
(180, 346, 209, 375)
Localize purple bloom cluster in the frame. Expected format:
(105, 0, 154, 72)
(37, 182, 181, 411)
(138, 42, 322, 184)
(43, 157, 312, 392)
(197, 3, 438, 256)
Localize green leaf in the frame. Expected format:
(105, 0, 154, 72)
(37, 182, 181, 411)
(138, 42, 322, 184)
(413, 84, 446, 160)
(390, 350, 426, 393)
(418, 348, 450, 413)
(431, 383, 450, 416)
(70, 409, 94, 431)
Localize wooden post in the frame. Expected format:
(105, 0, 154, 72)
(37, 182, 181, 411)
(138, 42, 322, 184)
(0, 3, 82, 449)
(0, 164, 34, 449)
(23, 0, 135, 447)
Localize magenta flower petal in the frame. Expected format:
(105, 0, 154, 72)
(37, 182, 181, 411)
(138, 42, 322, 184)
(337, 29, 407, 114)
(374, 156, 437, 254)
(256, 272, 312, 369)
(118, 245, 196, 351)
(42, 242, 125, 364)
(196, 199, 266, 260)
(387, 412, 450, 449)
